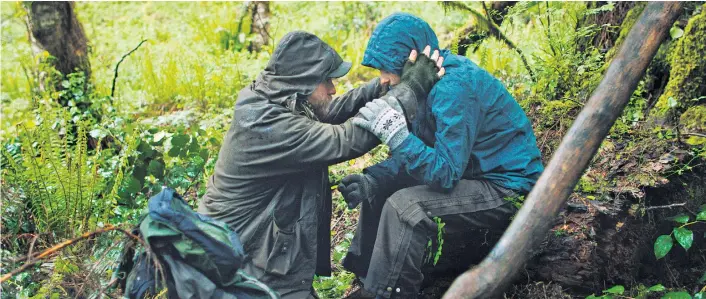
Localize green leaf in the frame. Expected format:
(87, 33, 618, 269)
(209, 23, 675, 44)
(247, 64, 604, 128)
(152, 131, 168, 145)
(661, 291, 691, 299)
(199, 148, 209, 161)
(668, 97, 678, 108)
(654, 235, 673, 259)
(147, 159, 165, 179)
(673, 227, 693, 250)
(124, 176, 142, 194)
(168, 146, 182, 157)
(603, 285, 625, 295)
(188, 138, 200, 155)
(586, 295, 603, 299)
(89, 128, 108, 139)
(171, 134, 190, 148)
(695, 292, 704, 299)
(648, 284, 666, 292)
(697, 211, 706, 221)
(137, 141, 155, 158)
(672, 214, 690, 224)
(669, 26, 684, 39)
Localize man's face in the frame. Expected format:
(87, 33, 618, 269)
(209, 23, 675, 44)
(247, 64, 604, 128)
(379, 70, 401, 86)
(307, 78, 336, 119)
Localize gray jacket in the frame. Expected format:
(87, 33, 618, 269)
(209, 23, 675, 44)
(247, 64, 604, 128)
(198, 31, 383, 297)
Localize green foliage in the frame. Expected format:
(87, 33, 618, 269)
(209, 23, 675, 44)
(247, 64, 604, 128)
(654, 235, 674, 259)
(673, 227, 693, 251)
(504, 194, 525, 209)
(1, 106, 111, 238)
(654, 206, 706, 260)
(663, 292, 693, 299)
(2, 1, 705, 298)
(314, 272, 355, 299)
(586, 283, 701, 299)
(424, 216, 445, 266)
(655, 5, 706, 117)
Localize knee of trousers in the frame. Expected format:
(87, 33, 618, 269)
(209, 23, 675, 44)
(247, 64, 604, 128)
(384, 187, 434, 228)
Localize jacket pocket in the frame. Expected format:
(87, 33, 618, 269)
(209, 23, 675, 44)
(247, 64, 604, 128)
(265, 221, 298, 276)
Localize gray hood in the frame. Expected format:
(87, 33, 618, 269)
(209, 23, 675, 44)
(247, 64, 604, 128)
(253, 31, 344, 110)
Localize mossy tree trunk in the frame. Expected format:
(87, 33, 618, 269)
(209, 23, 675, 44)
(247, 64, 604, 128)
(652, 4, 706, 143)
(25, 1, 90, 96)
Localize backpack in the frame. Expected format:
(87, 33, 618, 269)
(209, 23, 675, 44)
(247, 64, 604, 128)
(114, 188, 279, 299)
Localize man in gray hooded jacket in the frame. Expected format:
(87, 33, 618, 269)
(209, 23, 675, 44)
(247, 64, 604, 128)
(197, 31, 444, 298)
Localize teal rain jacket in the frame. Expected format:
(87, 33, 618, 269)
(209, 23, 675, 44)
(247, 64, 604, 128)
(363, 13, 544, 195)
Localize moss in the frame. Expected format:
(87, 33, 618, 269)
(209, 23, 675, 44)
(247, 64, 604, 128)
(604, 3, 647, 63)
(680, 105, 706, 146)
(655, 5, 706, 116)
(681, 105, 706, 132)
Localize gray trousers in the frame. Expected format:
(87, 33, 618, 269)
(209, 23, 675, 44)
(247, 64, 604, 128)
(342, 180, 518, 299)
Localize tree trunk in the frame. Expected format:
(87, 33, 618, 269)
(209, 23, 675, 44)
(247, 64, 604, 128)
(25, 1, 90, 92)
(441, 2, 684, 298)
(580, 2, 639, 53)
(248, 1, 271, 53)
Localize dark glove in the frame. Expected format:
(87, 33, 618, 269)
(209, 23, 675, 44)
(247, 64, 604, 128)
(337, 173, 379, 209)
(386, 54, 441, 124)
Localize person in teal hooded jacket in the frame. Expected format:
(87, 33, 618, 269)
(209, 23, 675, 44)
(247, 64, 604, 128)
(338, 13, 544, 299)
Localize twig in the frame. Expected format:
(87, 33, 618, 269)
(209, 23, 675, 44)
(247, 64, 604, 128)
(1, 226, 119, 283)
(111, 39, 147, 99)
(0, 225, 150, 283)
(682, 132, 706, 138)
(26, 234, 39, 263)
(644, 202, 687, 211)
(445, 1, 536, 81)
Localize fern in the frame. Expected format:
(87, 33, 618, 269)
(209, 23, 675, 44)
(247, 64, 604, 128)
(2, 105, 111, 239)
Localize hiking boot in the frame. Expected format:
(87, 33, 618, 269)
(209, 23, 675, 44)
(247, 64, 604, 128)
(343, 277, 376, 299)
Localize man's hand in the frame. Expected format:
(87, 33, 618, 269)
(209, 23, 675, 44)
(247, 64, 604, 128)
(353, 98, 410, 150)
(384, 45, 445, 124)
(337, 173, 379, 209)
(401, 45, 445, 99)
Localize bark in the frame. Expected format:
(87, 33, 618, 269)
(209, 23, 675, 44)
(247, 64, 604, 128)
(25, 1, 90, 90)
(580, 2, 639, 52)
(441, 2, 684, 298)
(248, 1, 271, 52)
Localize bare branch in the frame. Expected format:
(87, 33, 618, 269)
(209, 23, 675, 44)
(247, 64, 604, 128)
(111, 39, 147, 99)
(645, 202, 687, 211)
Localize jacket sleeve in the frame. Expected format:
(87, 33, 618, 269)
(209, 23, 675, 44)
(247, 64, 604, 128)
(321, 78, 383, 124)
(235, 105, 380, 175)
(364, 156, 417, 198)
(388, 80, 480, 192)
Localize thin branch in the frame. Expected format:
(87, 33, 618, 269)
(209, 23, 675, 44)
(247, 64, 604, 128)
(0, 225, 152, 283)
(446, 1, 536, 81)
(682, 132, 706, 138)
(645, 202, 687, 211)
(111, 39, 147, 99)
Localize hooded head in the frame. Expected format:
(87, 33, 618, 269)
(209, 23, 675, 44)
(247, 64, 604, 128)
(363, 13, 439, 79)
(254, 31, 351, 118)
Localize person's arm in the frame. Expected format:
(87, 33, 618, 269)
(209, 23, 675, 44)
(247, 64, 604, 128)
(363, 156, 417, 198)
(233, 104, 380, 175)
(321, 78, 384, 125)
(391, 79, 479, 192)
